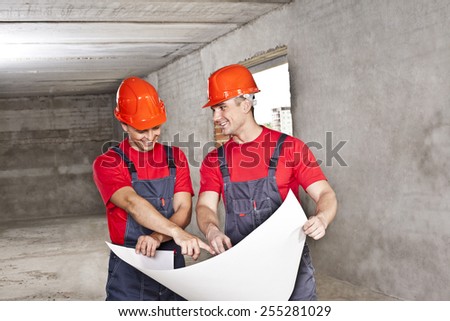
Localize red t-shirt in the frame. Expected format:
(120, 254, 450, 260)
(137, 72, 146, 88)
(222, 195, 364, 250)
(199, 127, 326, 202)
(92, 139, 194, 245)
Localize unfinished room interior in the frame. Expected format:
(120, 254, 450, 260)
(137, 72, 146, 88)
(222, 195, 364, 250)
(0, 0, 449, 301)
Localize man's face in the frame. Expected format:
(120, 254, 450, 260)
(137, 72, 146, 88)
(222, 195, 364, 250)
(121, 123, 161, 152)
(211, 97, 246, 136)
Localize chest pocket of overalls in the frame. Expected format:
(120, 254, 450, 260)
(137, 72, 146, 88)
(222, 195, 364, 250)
(231, 196, 274, 237)
(229, 176, 279, 238)
(135, 179, 174, 218)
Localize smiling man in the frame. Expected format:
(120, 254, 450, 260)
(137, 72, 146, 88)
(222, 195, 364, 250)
(93, 77, 212, 301)
(196, 64, 337, 300)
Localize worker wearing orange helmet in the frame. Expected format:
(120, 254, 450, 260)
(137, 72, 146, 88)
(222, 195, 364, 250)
(93, 77, 213, 301)
(196, 64, 337, 300)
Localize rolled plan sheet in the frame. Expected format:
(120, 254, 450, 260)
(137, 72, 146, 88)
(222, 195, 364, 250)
(106, 189, 307, 301)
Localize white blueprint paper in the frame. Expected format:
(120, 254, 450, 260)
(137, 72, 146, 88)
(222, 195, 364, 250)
(106, 189, 307, 301)
(107, 244, 175, 270)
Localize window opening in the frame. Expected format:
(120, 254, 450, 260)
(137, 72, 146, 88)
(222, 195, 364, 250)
(251, 62, 292, 135)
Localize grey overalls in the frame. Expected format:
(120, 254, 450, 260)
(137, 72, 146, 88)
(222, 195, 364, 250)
(218, 134, 317, 300)
(105, 145, 185, 301)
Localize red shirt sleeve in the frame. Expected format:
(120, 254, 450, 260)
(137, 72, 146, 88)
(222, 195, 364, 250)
(92, 150, 131, 205)
(283, 137, 327, 191)
(199, 149, 223, 195)
(172, 146, 194, 196)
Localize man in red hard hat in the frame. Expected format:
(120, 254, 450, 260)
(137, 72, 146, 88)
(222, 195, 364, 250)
(196, 64, 337, 300)
(93, 77, 213, 300)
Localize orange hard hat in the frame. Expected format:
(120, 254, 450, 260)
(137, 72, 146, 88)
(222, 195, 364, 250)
(114, 76, 166, 130)
(202, 64, 260, 108)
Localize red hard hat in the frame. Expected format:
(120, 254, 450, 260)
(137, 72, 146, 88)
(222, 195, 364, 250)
(202, 64, 260, 108)
(114, 77, 166, 130)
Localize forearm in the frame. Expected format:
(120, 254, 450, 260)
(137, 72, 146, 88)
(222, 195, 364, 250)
(112, 187, 213, 259)
(196, 204, 220, 237)
(152, 204, 192, 243)
(123, 192, 182, 239)
(314, 189, 337, 229)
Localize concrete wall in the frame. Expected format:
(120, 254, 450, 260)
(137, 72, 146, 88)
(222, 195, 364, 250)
(0, 94, 114, 222)
(150, 0, 450, 300)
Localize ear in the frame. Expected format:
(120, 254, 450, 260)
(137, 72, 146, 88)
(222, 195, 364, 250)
(120, 123, 129, 133)
(241, 99, 252, 114)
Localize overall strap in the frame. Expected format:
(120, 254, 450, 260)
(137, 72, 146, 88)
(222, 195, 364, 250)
(268, 133, 288, 177)
(217, 145, 231, 184)
(110, 146, 138, 181)
(163, 144, 176, 177)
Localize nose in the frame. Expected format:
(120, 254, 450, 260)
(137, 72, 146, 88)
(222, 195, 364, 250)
(213, 108, 222, 122)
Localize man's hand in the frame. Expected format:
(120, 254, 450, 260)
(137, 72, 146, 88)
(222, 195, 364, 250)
(171, 228, 215, 260)
(206, 224, 232, 254)
(304, 180, 337, 240)
(303, 213, 328, 240)
(135, 234, 162, 257)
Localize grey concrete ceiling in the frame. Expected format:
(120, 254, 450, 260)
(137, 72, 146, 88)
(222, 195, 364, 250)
(0, 0, 291, 98)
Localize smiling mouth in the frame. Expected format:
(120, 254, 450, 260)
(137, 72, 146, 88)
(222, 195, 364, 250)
(218, 121, 228, 128)
(140, 138, 156, 148)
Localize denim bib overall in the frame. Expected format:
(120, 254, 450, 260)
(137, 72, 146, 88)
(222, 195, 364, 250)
(106, 145, 185, 301)
(218, 134, 316, 300)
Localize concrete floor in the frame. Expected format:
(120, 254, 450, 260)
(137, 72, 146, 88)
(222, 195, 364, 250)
(0, 215, 398, 301)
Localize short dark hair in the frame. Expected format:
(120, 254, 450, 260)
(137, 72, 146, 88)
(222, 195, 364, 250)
(234, 96, 255, 116)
